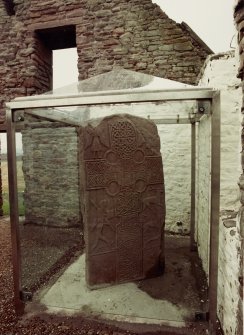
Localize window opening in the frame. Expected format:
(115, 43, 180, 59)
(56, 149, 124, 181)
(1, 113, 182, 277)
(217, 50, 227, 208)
(53, 48, 78, 90)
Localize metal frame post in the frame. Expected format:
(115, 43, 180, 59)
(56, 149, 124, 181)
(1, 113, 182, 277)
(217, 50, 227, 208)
(6, 108, 24, 315)
(208, 92, 221, 334)
(190, 121, 197, 251)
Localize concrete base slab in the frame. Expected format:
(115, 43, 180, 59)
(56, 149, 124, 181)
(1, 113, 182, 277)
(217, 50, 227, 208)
(39, 254, 188, 324)
(35, 236, 208, 326)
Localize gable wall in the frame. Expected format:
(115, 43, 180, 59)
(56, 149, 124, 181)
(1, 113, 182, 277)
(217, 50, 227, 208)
(0, 0, 211, 120)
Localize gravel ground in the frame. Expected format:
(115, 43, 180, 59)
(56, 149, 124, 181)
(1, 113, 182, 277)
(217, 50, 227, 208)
(19, 221, 84, 292)
(0, 218, 222, 335)
(0, 218, 136, 335)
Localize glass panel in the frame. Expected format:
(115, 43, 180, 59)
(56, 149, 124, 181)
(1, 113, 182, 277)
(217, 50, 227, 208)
(15, 100, 208, 326)
(44, 68, 193, 96)
(31, 100, 196, 127)
(1, 133, 23, 216)
(19, 124, 83, 295)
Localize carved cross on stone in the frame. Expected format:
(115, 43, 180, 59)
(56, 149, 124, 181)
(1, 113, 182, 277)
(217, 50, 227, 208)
(79, 114, 166, 288)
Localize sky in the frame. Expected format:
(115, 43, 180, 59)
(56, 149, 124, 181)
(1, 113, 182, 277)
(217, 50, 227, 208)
(152, 0, 236, 53)
(1, 0, 237, 153)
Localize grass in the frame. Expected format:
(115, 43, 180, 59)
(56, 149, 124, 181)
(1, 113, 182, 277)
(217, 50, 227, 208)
(2, 193, 25, 216)
(1, 157, 25, 216)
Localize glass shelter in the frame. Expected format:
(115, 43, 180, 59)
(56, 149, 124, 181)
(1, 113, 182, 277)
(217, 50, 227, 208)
(6, 69, 220, 334)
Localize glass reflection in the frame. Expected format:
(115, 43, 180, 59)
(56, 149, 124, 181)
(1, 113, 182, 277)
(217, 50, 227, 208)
(15, 101, 209, 324)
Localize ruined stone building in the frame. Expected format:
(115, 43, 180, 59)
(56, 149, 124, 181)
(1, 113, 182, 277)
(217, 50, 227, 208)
(0, 0, 212, 119)
(1, 0, 243, 334)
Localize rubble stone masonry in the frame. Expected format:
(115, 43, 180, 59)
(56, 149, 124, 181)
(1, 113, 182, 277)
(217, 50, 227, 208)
(0, 0, 212, 121)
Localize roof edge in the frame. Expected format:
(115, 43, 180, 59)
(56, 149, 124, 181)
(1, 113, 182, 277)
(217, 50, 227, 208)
(180, 21, 214, 54)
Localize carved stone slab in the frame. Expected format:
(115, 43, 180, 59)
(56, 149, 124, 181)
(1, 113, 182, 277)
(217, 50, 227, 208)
(79, 114, 165, 288)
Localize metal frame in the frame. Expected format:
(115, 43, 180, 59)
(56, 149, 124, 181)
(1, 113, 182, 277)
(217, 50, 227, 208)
(6, 107, 24, 315)
(190, 121, 197, 251)
(208, 92, 221, 335)
(6, 88, 220, 334)
(8, 87, 214, 109)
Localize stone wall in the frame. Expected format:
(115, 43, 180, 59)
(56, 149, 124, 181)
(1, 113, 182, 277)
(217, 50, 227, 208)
(233, 2, 244, 334)
(22, 125, 81, 227)
(199, 52, 242, 211)
(218, 211, 242, 335)
(0, 2, 52, 121)
(198, 51, 243, 335)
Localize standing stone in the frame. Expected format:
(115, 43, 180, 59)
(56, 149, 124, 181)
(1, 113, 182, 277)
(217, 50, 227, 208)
(79, 114, 165, 288)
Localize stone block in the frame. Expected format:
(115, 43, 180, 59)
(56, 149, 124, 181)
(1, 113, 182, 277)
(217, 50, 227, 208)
(136, 62, 147, 70)
(113, 47, 128, 55)
(148, 45, 158, 51)
(174, 42, 193, 51)
(159, 44, 174, 51)
(95, 9, 111, 18)
(79, 114, 165, 288)
(146, 30, 161, 37)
